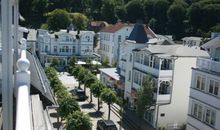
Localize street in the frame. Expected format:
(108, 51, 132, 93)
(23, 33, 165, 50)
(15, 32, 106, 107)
(58, 72, 127, 130)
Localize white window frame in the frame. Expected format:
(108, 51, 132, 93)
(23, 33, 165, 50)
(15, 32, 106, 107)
(204, 107, 216, 127)
(196, 75, 205, 91)
(191, 101, 203, 120)
(208, 79, 219, 96)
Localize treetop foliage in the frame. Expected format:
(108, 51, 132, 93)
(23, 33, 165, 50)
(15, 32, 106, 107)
(20, 0, 220, 39)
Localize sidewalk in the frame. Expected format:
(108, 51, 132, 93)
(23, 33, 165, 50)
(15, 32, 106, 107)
(58, 72, 125, 130)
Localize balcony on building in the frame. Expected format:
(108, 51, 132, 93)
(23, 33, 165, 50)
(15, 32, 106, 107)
(197, 58, 220, 73)
(133, 51, 173, 78)
(153, 80, 171, 104)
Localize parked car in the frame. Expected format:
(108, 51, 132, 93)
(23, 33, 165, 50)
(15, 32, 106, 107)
(97, 120, 117, 130)
(71, 88, 87, 101)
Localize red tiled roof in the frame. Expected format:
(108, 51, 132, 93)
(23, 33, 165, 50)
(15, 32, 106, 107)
(145, 26, 157, 38)
(100, 22, 134, 33)
(90, 21, 108, 27)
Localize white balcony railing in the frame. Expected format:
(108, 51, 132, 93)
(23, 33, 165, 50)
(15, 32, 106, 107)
(15, 38, 31, 130)
(197, 58, 220, 73)
(134, 62, 173, 77)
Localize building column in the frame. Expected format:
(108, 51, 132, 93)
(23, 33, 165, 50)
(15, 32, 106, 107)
(2, 0, 13, 129)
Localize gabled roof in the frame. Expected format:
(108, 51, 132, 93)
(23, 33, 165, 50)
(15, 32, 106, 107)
(127, 23, 149, 43)
(100, 22, 134, 33)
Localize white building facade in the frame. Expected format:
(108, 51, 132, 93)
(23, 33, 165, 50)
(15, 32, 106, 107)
(119, 23, 209, 129)
(99, 22, 134, 66)
(187, 36, 220, 130)
(37, 29, 95, 67)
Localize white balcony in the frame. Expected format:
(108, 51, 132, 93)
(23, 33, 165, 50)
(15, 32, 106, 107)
(197, 58, 220, 73)
(153, 93, 171, 104)
(134, 62, 173, 77)
(157, 94, 171, 104)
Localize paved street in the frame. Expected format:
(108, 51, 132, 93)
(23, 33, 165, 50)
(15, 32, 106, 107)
(58, 72, 126, 130)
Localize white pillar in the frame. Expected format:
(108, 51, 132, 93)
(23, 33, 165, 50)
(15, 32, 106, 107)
(2, 0, 13, 129)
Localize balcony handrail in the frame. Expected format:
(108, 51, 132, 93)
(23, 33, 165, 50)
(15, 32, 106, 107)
(197, 58, 220, 72)
(15, 38, 31, 130)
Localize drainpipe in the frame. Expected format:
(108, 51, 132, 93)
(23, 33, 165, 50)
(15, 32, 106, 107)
(155, 57, 178, 130)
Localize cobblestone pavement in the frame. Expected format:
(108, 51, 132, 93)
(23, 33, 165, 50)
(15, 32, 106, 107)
(58, 72, 126, 130)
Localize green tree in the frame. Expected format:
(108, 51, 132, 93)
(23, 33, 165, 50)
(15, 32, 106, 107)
(66, 111, 92, 130)
(56, 87, 69, 100)
(84, 72, 97, 102)
(45, 67, 57, 81)
(153, 0, 170, 34)
(144, 0, 155, 22)
(69, 13, 89, 30)
(68, 56, 76, 73)
(58, 96, 80, 119)
(72, 65, 82, 79)
(167, 2, 186, 40)
(102, 57, 109, 67)
(46, 9, 71, 31)
(136, 75, 155, 118)
(125, 0, 146, 23)
(50, 57, 60, 69)
(101, 88, 117, 120)
(77, 67, 88, 88)
(91, 81, 105, 111)
(101, 0, 118, 24)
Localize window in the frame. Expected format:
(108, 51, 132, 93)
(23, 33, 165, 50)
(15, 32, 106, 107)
(204, 108, 216, 126)
(144, 110, 154, 124)
(118, 35, 121, 42)
(161, 59, 172, 70)
(135, 52, 140, 63)
(129, 54, 132, 62)
(149, 56, 153, 67)
(140, 54, 144, 64)
(208, 80, 219, 96)
(159, 81, 171, 94)
(144, 55, 149, 66)
(66, 36, 69, 42)
(72, 46, 76, 54)
(54, 46, 57, 53)
(134, 71, 139, 84)
(45, 45, 48, 52)
(66, 46, 69, 52)
(153, 57, 160, 69)
(128, 71, 131, 81)
(192, 102, 203, 120)
(112, 47, 114, 54)
(85, 36, 90, 41)
(126, 36, 129, 40)
(196, 75, 205, 91)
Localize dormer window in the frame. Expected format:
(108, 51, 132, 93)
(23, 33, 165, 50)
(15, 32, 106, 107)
(85, 36, 90, 41)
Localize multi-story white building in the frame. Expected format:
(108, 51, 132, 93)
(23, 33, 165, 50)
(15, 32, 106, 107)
(187, 36, 220, 130)
(37, 29, 95, 67)
(119, 23, 209, 129)
(99, 22, 134, 66)
(99, 22, 157, 66)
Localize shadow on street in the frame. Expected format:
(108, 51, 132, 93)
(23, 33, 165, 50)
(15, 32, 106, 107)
(81, 103, 95, 109)
(88, 111, 104, 118)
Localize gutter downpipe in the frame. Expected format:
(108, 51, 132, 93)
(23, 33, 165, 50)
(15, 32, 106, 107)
(155, 56, 178, 130)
